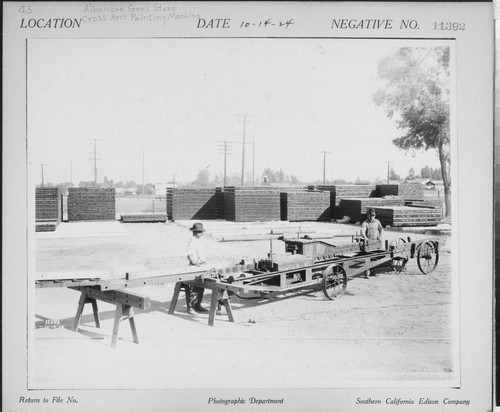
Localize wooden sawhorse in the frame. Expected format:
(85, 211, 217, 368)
(70, 286, 151, 348)
(168, 279, 234, 326)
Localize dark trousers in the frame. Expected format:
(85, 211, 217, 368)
(187, 285, 204, 308)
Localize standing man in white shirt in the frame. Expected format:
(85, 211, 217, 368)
(186, 222, 209, 313)
(360, 208, 383, 241)
(360, 208, 383, 278)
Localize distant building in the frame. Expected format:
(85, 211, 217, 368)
(116, 187, 138, 196)
(404, 178, 444, 190)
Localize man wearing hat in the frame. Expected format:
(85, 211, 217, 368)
(361, 208, 383, 241)
(186, 222, 209, 313)
(360, 208, 383, 278)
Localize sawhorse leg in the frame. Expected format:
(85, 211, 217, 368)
(111, 304, 138, 348)
(169, 282, 192, 314)
(73, 291, 100, 331)
(208, 289, 234, 327)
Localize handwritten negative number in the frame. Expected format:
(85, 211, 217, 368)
(433, 22, 465, 31)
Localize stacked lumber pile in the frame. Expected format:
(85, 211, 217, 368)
(405, 198, 444, 218)
(338, 197, 406, 223)
(376, 184, 399, 197)
(280, 190, 330, 221)
(316, 185, 377, 219)
(36, 188, 61, 220)
(35, 188, 61, 231)
(35, 221, 60, 232)
(373, 206, 442, 227)
(405, 198, 444, 208)
(215, 187, 224, 219)
(68, 188, 116, 221)
(167, 187, 218, 220)
(121, 214, 167, 223)
(223, 187, 281, 222)
(399, 183, 424, 198)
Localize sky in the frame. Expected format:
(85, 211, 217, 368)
(28, 38, 448, 186)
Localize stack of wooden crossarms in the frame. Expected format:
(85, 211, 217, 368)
(337, 197, 406, 223)
(118, 196, 168, 223)
(373, 206, 442, 227)
(223, 186, 283, 222)
(215, 187, 224, 219)
(121, 214, 167, 223)
(316, 185, 377, 219)
(35, 187, 61, 231)
(166, 187, 219, 220)
(405, 198, 444, 219)
(68, 187, 116, 221)
(376, 184, 399, 197)
(280, 190, 330, 221)
(398, 183, 425, 198)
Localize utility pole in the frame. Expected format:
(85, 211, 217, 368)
(142, 150, 145, 195)
(252, 136, 255, 186)
(93, 140, 98, 186)
(319, 150, 332, 184)
(89, 139, 102, 187)
(39, 163, 46, 187)
(387, 160, 393, 184)
(241, 114, 246, 186)
(218, 140, 233, 187)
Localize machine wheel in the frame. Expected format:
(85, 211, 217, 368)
(417, 241, 439, 274)
(390, 257, 408, 273)
(389, 238, 407, 250)
(322, 264, 347, 300)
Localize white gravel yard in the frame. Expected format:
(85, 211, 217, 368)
(33, 220, 454, 390)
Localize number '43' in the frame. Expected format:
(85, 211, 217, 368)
(18, 5, 32, 14)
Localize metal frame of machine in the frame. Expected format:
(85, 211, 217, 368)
(35, 235, 443, 344)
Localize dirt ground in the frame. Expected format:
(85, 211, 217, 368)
(33, 220, 454, 390)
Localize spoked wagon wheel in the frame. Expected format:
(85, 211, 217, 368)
(322, 264, 347, 300)
(417, 241, 439, 274)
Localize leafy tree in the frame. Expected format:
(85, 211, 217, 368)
(389, 168, 400, 181)
(406, 167, 416, 180)
(192, 168, 210, 187)
(125, 181, 137, 189)
(261, 168, 301, 185)
(226, 173, 242, 187)
(103, 176, 114, 186)
(432, 167, 442, 180)
(78, 181, 95, 188)
(374, 47, 451, 217)
(420, 165, 432, 179)
(355, 177, 370, 185)
(420, 165, 442, 180)
(211, 174, 223, 186)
